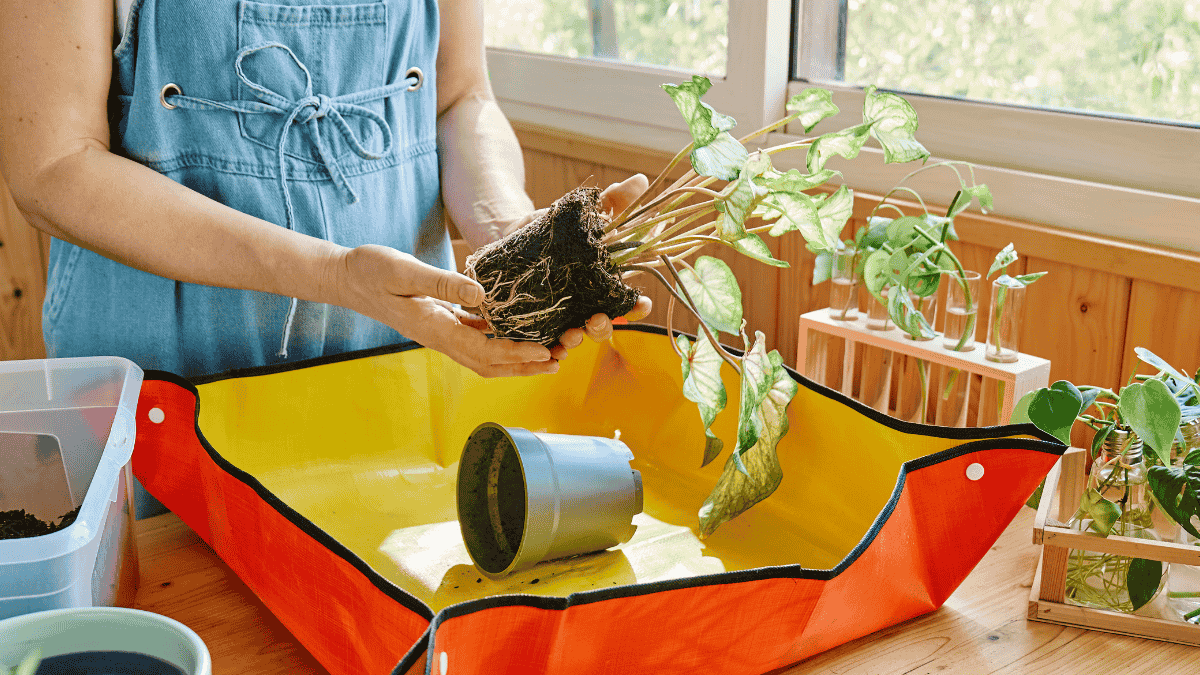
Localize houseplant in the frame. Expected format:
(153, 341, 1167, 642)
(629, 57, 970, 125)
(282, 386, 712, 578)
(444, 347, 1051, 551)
(1016, 348, 1200, 613)
(466, 77, 1001, 536)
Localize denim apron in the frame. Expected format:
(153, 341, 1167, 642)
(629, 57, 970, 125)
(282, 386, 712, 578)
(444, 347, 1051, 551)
(43, 0, 452, 379)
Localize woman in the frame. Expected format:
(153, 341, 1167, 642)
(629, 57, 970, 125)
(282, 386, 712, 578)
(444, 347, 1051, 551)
(0, 0, 650, 380)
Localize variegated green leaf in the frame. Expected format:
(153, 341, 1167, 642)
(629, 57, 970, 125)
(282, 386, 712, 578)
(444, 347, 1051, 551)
(733, 333, 774, 471)
(786, 87, 840, 133)
(677, 256, 743, 335)
(755, 167, 838, 193)
(806, 123, 872, 173)
(699, 348, 798, 538)
(758, 191, 829, 247)
(816, 185, 855, 247)
(862, 85, 930, 164)
(732, 234, 789, 268)
(714, 152, 772, 239)
(692, 132, 750, 181)
(947, 184, 994, 218)
(677, 334, 728, 467)
(662, 75, 734, 146)
(863, 249, 891, 300)
(988, 243, 1017, 278)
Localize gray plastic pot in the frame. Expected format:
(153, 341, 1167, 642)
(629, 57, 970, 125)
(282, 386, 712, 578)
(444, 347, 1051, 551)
(457, 423, 643, 578)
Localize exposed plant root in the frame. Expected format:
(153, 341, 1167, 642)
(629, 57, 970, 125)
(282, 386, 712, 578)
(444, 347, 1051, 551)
(465, 187, 641, 347)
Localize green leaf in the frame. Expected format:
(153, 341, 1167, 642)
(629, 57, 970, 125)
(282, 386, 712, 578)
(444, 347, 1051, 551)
(786, 87, 840, 133)
(1027, 381, 1085, 445)
(812, 250, 834, 285)
(1011, 390, 1035, 425)
(1128, 558, 1163, 611)
(1148, 463, 1200, 539)
(947, 184, 994, 219)
(755, 168, 838, 193)
(988, 243, 1017, 278)
(1014, 271, 1047, 286)
(863, 216, 891, 249)
(806, 123, 872, 173)
(732, 234, 789, 268)
(884, 216, 925, 249)
(1120, 379, 1182, 466)
(662, 75, 734, 146)
(1080, 488, 1122, 536)
(678, 334, 728, 467)
(691, 132, 750, 181)
(733, 333, 774, 469)
(921, 213, 958, 241)
(863, 249, 890, 300)
(862, 86, 930, 164)
(1134, 347, 1190, 382)
(714, 158, 770, 241)
(1025, 479, 1046, 509)
(678, 256, 743, 335)
(1091, 421, 1115, 460)
(699, 348, 797, 537)
(817, 185, 854, 247)
(758, 191, 830, 248)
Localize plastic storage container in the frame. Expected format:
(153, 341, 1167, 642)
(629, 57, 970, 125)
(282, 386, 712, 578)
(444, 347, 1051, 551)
(0, 357, 144, 620)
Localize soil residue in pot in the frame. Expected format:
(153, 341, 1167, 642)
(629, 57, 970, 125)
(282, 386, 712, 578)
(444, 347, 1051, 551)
(0, 506, 81, 540)
(465, 187, 640, 347)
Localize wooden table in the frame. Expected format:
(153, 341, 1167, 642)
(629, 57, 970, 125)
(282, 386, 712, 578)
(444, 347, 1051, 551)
(132, 508, 1200, 675)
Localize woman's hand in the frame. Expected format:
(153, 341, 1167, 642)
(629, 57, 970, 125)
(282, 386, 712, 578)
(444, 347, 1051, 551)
(333, 244, 560, 377)
(556, 173, 654, 348)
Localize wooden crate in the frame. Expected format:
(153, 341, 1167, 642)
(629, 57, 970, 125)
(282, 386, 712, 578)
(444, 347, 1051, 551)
(796, 308, 1051, 426)
(1029, 447, 1200, 645)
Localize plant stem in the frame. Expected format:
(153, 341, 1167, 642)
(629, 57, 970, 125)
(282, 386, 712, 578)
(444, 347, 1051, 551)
(610, 142, 694, 230)
(611, 210, 714, 266)
(622, 262, 742, 374)
(621, 185, 725, 226)
(659, 256, 744, 375)
(665, 295, 683, 359)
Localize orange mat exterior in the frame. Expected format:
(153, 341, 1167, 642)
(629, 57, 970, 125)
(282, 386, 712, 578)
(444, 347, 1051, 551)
(131, 327, 1063, 675)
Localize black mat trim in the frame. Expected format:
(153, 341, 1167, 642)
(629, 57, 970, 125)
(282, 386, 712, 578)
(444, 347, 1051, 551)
(141, 324, 1065, 673)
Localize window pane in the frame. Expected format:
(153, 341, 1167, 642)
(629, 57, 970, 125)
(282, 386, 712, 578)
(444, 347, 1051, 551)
(802, 0, 1200, 126)
(485, 0, 729, 75)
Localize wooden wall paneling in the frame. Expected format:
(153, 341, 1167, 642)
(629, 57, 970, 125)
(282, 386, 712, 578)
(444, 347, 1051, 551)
(1019, 258, 1131, 391)
(0, 177, 46, 361)
(1120, 281, 1200, 385)
(776, 229, 821, 370)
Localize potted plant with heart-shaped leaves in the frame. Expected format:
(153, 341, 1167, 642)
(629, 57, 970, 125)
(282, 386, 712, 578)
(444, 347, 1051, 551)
(1016, 348, 1200, 616)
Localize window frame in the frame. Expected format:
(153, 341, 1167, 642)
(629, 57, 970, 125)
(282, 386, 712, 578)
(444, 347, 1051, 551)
(485, 0, 1200, 253)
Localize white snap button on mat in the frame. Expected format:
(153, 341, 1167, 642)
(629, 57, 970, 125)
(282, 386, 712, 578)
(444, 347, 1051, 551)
(966, 463, 985, 481)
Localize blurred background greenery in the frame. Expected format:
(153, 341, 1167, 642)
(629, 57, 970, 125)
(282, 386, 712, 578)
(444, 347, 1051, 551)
(484, 0, 1198, 125)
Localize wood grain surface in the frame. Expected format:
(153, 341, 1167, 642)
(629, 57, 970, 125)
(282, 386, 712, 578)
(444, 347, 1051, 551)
(131, 507, 1200, 675)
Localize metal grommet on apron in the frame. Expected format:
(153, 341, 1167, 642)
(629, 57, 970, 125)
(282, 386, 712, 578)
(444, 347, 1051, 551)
(405, 67, 423, 91)
(159, 83, 182, 109)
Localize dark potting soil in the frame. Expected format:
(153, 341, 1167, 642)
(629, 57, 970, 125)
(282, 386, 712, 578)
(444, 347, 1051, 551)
(34, 651, 186, 675)
(0, 506, 81, 540)
(495, 444, 526, 552)
(465, 186, 640, 347)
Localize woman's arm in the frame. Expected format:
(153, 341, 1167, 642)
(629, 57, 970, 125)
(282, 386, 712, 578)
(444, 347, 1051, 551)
(435, 0, 652, 339)
(0, 0, 557, 377)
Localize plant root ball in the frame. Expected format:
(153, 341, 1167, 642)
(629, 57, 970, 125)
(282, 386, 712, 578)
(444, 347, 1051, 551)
(464, 187, 641, 347)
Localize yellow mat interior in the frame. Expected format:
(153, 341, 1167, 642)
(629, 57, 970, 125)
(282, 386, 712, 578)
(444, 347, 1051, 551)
(195, 330, 1019, 610)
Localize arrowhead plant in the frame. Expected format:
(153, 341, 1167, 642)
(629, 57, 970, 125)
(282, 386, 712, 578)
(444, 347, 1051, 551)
(467, 76, 1003, 536)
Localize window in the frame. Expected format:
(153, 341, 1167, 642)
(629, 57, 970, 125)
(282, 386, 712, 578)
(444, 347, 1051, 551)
(484, 0, 1199, 252)
(484, 0, 730, 75)
(801, 0, 1200, 126)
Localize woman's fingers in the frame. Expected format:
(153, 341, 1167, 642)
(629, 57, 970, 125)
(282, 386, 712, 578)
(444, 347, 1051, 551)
(599, 173, 649, 216)
(625, 295, 653, 322)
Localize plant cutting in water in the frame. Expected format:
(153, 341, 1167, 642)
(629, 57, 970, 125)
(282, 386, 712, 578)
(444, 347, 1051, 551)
(1016, 348, 1200, 613)
(466, 77, 998, 536)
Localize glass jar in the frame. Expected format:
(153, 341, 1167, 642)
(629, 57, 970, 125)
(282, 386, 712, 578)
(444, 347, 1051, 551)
(1066, 428, 1169, 612)
(827, 249, 860, 321)
(1166, 419, 1200, 623)
(941, 271, 980, 351)
(866, 286, 892, 331)
(985, 277, 1026, 363)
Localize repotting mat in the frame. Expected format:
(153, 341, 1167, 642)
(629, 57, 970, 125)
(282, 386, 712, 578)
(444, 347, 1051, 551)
(132, 325, 1064, 675)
